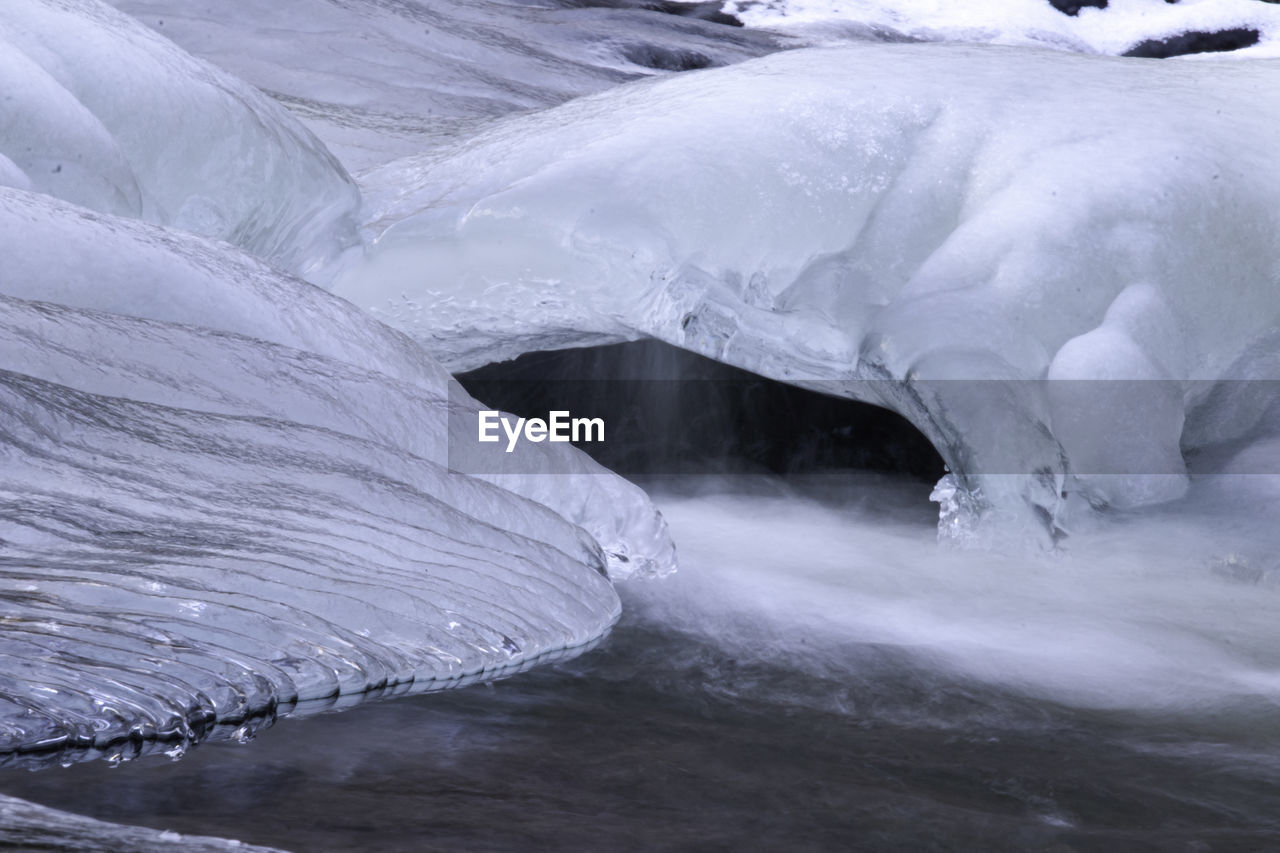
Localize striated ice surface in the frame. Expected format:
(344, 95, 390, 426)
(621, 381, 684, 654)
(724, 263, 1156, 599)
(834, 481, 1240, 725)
(339, 44, 1280, 543)
(0, 186, 680, 764)
(0, 792, 283, 852)
(728, 0, 1280, 59)
(106, 0, 788, 173)
(0, 355, 616, 757)
(0, 186, 675, 581)
(0, 0, 360, 277)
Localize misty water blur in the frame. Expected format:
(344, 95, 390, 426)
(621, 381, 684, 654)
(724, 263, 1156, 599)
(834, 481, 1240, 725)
(639, 473, 1280, 719)
(463, 340, 1280, 718)
(6, 471, 1280, 851)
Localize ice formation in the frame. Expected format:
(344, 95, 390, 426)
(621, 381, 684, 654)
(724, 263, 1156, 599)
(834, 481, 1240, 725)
(0, 792, 282, 851)
(340, 44, 1280, 542)
(107, 0, 788, 172)
(0, 184, 687, 765)
(0, 0, 1277, 845)
(0, 0, 360, 277)
(2, 0, 1277, 786)
(1, 0, 692, 781)
(0, 187, 673, 578)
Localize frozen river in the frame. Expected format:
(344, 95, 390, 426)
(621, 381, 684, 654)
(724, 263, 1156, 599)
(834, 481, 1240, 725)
(4, 0, 1280, 848)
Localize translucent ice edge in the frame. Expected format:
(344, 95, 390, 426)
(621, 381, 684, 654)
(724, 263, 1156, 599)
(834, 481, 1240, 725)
(0, 187, 687, 765)
(0, 792, 286, 852)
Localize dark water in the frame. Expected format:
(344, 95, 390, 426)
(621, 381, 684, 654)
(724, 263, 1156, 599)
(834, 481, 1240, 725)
(4, 620, 1280, 851)
(4, 477, 1280, 852)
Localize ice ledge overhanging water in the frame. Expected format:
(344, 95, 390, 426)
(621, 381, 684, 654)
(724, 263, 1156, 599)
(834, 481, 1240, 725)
(337, 42, 1280, 545)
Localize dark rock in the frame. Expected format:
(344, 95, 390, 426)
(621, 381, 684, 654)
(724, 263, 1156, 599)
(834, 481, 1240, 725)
(1124, 27, 1260, 58)
(558, 0, 742, 27)
(1047, 0, 1107, 16)
(620, 43, 715, 71)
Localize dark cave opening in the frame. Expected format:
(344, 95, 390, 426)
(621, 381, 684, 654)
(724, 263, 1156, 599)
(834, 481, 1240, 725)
(455, 339, 946, 481)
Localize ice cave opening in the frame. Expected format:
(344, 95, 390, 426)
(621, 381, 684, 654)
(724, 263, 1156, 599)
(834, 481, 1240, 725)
(455, 339, 947, 483)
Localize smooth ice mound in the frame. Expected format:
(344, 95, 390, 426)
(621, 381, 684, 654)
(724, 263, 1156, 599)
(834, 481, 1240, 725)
(0, 187, 675, 581)
(340, 44, 1280, 543)
(107, 0, 788, 173)
(0, 0, 360, 277)
(728, 0, 1280, 59)
(0, 187, 678, 765)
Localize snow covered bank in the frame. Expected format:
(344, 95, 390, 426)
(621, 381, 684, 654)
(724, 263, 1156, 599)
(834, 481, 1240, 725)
(727, 0, 1280, 59)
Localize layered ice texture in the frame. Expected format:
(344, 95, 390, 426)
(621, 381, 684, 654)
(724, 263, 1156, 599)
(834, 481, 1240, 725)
(0, 792, 284, 851)
(0, 0, 361, 277)
(0, 0, 681, 769)
(0, 183, 676, 568)
(339, 44, 1280, 542)
(0, 185, 682, 764)
(107, 0, 788, 172)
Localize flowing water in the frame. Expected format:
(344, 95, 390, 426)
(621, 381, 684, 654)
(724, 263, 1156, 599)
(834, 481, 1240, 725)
(4, 474, 1280, 851)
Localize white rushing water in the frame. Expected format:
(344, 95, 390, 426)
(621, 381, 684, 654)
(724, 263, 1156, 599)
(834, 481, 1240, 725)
(637, 475, 1280, 716)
